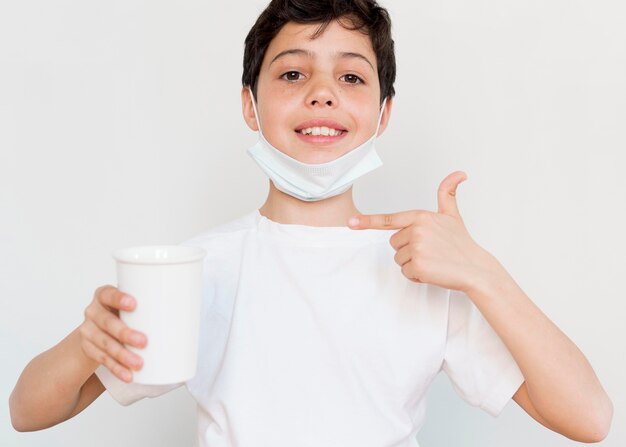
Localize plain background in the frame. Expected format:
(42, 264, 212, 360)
(1, 0, 624, 445)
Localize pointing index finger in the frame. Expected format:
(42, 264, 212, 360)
(348, 211, 420, 230)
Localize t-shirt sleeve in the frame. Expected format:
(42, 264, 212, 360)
(95, 365, 183, 406)
(442, 289, 525, 417)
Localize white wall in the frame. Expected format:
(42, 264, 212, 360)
(1, 0, 624, 445)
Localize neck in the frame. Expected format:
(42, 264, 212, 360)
(258, 180, 361, 227)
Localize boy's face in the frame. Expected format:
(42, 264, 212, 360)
(242, 19, 393, 165)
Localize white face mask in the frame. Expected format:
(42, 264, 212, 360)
(246, 87, 387, 202)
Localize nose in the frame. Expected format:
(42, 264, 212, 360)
(305, 76, 338, 108)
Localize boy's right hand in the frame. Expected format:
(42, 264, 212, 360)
(79, 285, 147, 383)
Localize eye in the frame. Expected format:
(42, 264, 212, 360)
(340, 74, 364, 84)
(281, 71, 305, 82)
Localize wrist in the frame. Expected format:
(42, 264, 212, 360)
(464, 248, 511, 299)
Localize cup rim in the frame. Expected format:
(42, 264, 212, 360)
(113, 245, 206, 265)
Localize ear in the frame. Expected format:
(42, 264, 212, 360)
(241, 86, 259, 132)
(376, 96, 393, 137)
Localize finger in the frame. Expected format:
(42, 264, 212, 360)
(389, 225, 421, 251)
(82, 319, 144, 371)
(437, 170, 467, 217)
(82, 337, 133, 383)
(401, 261, 421, 283)
(348, 210, 429, 230)
(97, 328, 144, 371)
(400, 259, 424, 283)
(393, 244, 413, 267)
(91, 301, 147, 349)
(96, 285, 136, 312)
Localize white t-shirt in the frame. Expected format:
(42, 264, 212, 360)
(96, 209, 524, 447)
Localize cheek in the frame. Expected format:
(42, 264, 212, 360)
(257, 110, 295, 152)
(259, 99, 298, 132)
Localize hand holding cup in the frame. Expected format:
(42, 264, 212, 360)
(79, 285, 147, 383)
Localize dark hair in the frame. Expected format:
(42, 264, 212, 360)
(242, 0, 396, 104)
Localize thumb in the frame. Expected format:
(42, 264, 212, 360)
(437, 171, 467, 217)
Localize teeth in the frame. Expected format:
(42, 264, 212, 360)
(299, 126, 344, 136)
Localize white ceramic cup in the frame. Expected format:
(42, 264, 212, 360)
(113, 245, 206, 385)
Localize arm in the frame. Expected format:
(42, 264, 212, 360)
(348, 171, 613, 442)
(9, 286, 146, 432)
(467, 262, 613, 442)
(9, 327, 104, 431)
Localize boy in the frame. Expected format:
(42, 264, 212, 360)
(10, 0, 612, 445)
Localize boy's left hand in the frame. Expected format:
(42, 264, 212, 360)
(347, 170, 502, 293)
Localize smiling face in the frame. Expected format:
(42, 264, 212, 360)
(242, 19, 392, 165)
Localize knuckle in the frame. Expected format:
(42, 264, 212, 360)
(412, 256, 426, 272)
(411, 256, 420, 268)
(108, 337, 123, 357)
(99, 285, 118, 306)
(107, 361, 119, 377)
(102, 314, 117, 333)
(401, 263, 411, 277)
(96, 290, 109, 306)
(108, 359, 129, 381)
(115, 347, 129, 365)
(416, 212, 428, 224)
(412, 242, 425, 257)
(111, 364, 121, 377)
(120, 327, 132, 344)
(120, 349, 137, 369)
(383, 214, 393, 227)
(78, 323, 90, 340)
(101, 334, 110, 351)
(95, 284, 112, 299)
(389, 235, 398, 249)
(114, 346, 129, 366)
(103, 355, 118, 373)
(84, 305, 95, 320)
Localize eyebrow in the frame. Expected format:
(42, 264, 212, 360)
(339, 52, 375, 71)
(269, 48, 375, 72)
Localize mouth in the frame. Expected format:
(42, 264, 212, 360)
(296, 126, 345, 137)
(295, 119, 347, 137)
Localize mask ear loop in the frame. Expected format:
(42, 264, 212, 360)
(374, 97, 388, 137)
(248, 86, 262, 132)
